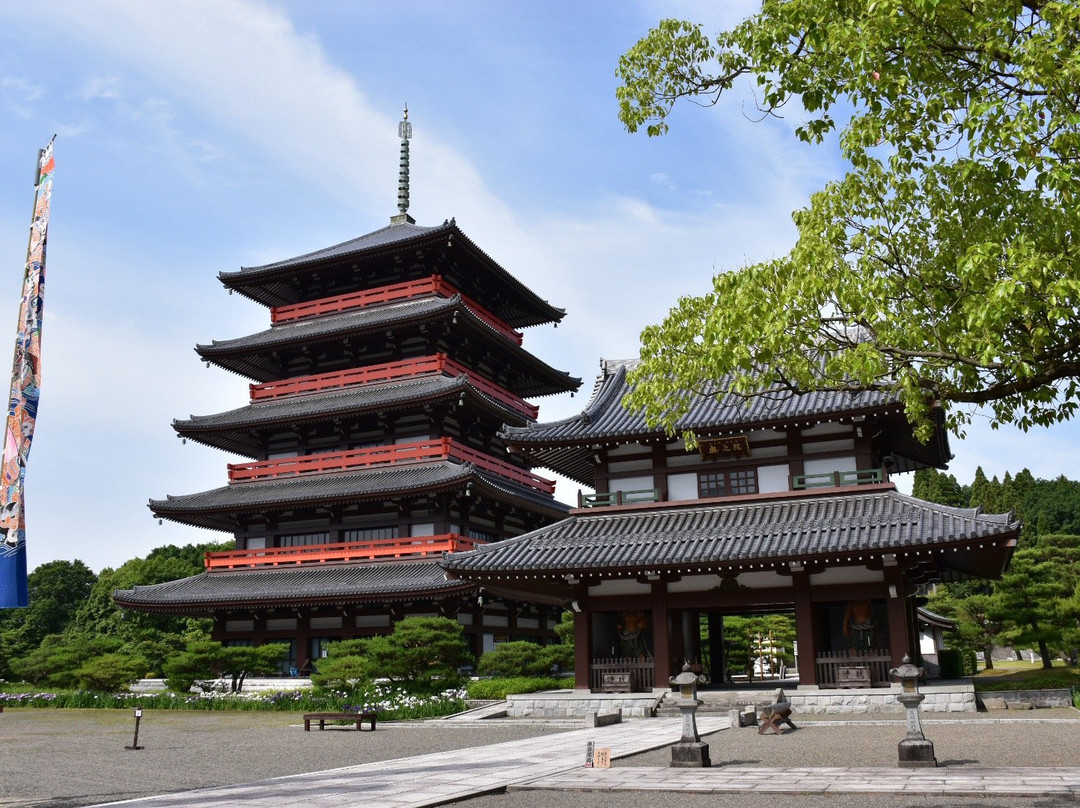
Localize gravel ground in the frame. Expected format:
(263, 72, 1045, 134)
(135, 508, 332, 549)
(1, 708, 1078, 808)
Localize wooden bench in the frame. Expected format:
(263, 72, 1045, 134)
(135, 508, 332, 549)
(758, 701, 796, 735)
(303, 711, 377, 731)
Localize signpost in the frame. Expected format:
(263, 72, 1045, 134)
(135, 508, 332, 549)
(125, 708, 144, 750)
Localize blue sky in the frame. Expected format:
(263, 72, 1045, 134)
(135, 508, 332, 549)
(0, 1, 1073, 573)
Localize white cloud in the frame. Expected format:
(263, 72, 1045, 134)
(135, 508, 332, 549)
(2, 75, 44, 101)
(80, 75, 122, 102)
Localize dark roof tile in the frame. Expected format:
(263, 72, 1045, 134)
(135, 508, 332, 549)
(442, 488, 1018, 576)
(174, 376, 532, 456)
(114, 560, 472, 611)
(149, 462, 569, 531)
(504, 359, 949, 483)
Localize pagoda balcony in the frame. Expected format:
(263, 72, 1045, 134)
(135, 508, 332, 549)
(204, 533, 484, 571)
(269, 275, 523, 345)
(248, 353, 539, 419)
(791, 469, 885, 489)
(578, 488, 660, 508)
(227, 436, 556, 494)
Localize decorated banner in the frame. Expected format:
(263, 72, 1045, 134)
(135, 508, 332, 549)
(0, 138, 54, 609)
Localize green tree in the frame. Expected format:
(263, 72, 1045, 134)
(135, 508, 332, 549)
(617, 3, 1080, 441)
(995, 533, 1080, 668)
(1059, 580, 1080, 664)
(76, 542, 226, 643)
(912, 469, 968, 508)
(722, 614, 796, 680)
(162, 638, 227, 693)
(160, 639, 288, 693)
(73, 652, 148, 692)
(1026, 475, 1080, 535)
(928, 587, 1008, 670)
(218, 643, 289, 693)
(309, 640, 378, 693)
(359, 616, 470, 691)
(969, 467, 991, 510)
(475, 641, 571, 678)
(477, 641, 548, 677)
(9, 634, 122, 688)
(311, 617, 470, 695)
(554, 610, 574, 646)
(0, 559, 97, 676)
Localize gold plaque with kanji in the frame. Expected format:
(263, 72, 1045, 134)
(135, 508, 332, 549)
(698, 435, 750, 460)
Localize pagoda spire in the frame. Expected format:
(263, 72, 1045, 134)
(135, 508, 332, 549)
(391, 104, 415, 225)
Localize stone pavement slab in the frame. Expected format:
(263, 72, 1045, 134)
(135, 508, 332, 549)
(90, 717, 728, 808)
(515, 764, 1080, 798)
(78, 714, 1080, 807)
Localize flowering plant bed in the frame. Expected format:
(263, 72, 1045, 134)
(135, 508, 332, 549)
(0, 683, 465, 718)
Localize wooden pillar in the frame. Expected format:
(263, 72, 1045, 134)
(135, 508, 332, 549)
(651, 581, 671, 687)
(884, 563, 909, 663)
(572, 590, 591, 691)
(295, 610, 310, 673)
(652, 441, 668, 501)
(791, 568, 818, 686)
(670, 608, 685, 667)
(707, 612, 725, 682)
(682, 609, 702, 665)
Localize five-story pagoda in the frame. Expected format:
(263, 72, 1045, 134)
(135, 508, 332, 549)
(115, 109, 580, 672)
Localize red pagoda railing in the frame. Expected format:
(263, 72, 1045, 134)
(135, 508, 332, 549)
(248, 353, 538, 419)
(226, 436, 555, 493)
(204, 533, 484, 571)
(269, 275, 523, 345)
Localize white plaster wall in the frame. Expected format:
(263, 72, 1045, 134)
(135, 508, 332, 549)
(757, 464, 790, 493)
(668, 472, 699, 501)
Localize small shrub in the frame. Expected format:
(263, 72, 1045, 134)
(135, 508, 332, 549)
(466, 676, 566, 700)
(962, 649, 978, 676)
(477, 642, 573, 678)
(937, 648, 964, 679)
(73, 653, 147, 692)
(538, 644, 574, 674)
(310, 653, 377, 693)
(477, 642, 546, 677)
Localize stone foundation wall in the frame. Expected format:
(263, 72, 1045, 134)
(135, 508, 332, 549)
(975, 689, 1073, 709)
(789, 687, 976, 714)
(507, 684, 980, 717)
(506, 690, 664, 718)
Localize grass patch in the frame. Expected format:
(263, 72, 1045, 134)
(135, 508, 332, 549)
(971, 666, 1080, 693)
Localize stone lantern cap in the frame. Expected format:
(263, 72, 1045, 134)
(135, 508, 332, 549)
(889, 654, 925, 682)
(670, 662, 707, 688)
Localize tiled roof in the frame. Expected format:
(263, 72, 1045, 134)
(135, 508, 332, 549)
(441, 487, 1018, 578)
(195, 296, 581, 397)
(200, 296, 454, 359)
(218, 220, 566, 328)
(113, 560, 473, 612)
(174, 376, 531, 456)
(236, 222, 445, 274)
(503, 359, 949, 484)
(149, 462, 570, 531)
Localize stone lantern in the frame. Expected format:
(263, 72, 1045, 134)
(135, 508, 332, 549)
(668, 662, 710, 768)
(889, 654, 937, 768)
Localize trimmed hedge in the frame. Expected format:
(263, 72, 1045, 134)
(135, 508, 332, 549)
(465, 677, 567, 700)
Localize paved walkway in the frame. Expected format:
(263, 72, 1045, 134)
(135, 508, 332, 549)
(521, 763, 1080, 798)
(89, 717, 1080, 807)
(92, 718, 727, 807)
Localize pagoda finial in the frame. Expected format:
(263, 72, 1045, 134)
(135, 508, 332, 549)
(392, 103, 415, 225)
